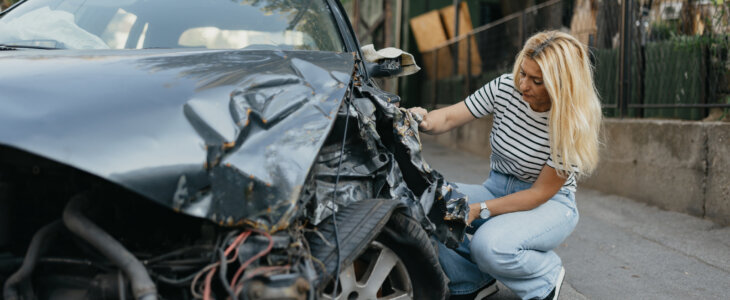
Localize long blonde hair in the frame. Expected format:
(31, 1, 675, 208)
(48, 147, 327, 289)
(512, 31, 602, 177)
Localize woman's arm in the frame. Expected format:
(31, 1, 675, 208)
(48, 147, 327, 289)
(408, 102, 476, 135)
(466, 165, 567, 224)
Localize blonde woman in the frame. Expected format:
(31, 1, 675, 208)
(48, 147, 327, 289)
(409, 31, 602, 300)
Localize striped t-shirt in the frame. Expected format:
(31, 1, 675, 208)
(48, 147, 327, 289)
(464, 74, 577, 191)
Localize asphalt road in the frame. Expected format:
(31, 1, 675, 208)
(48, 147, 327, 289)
(419, 137, 730, 300)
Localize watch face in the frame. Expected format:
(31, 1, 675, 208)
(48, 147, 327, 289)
(480, 209, 490, 219)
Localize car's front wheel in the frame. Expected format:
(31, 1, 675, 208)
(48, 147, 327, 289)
(321, 240, 412, 300)
(320, 212, 448, 300)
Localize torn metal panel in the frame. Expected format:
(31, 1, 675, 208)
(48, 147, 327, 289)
(179, 54, 356, 231)
(331, 82, 469, 245)
(367, 86, 468, 242)
(441, 183, 469, 221)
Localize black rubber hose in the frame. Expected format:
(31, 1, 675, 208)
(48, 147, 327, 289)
(63, 194, 158, 300)
(3, 220, 63, 300)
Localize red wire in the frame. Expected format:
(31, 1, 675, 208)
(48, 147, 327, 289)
(202, 230, 252, 300)
(203, 267, 217, 300)
(227, 231, 250, 256)
(230, 229, 274, 292)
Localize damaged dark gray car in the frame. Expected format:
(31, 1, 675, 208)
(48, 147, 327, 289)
(0, 0, 469, 299)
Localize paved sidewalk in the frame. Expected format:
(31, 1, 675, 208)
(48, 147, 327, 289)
(420, 137, 730, 300)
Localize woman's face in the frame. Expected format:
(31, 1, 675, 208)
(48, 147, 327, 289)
(519, 58, 551, 112)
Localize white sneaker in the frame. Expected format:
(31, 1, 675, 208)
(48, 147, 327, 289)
(550, 267, 566, 300)
(474, 280, 498, 300)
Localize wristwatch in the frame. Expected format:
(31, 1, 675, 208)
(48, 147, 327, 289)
(479, 202, 491, 219)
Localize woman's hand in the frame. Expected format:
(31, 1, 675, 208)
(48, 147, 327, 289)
(407, 103, 475, 135)
(408, 106, 433, 132)
(467, 202, 481, 225)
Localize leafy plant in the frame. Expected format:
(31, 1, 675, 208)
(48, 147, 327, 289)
(649, 21, 679, 41)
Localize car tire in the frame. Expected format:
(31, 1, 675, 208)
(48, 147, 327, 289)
(320, 211, 448, 300)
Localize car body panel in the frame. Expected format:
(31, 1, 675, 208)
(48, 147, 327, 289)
(0, 49, 355, 229)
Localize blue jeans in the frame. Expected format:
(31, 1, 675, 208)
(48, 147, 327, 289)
(438, 171, 579, 299)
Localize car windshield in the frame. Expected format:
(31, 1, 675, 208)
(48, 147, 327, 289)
(0, 0, 345, 51)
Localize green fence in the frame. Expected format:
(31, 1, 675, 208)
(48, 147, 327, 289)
(644, 38, 706, 120)
(594, 35, 729, 120)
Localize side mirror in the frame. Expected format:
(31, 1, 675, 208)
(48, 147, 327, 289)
(361, 44, 420, 78)
(365, 57, 402, 78)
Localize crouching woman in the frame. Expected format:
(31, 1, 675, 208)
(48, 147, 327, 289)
(410, 31, 602, 300)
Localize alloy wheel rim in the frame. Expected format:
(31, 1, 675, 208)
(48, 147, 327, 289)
(321, 241, 413, 300)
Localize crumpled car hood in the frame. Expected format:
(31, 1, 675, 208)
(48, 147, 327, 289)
(0, 49, 354, 230)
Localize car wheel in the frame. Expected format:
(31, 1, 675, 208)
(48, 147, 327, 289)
(321, 212, 448, 300)
(321, 240, 412, 300)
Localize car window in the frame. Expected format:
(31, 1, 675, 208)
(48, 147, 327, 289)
(0, 0, 345, 51)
